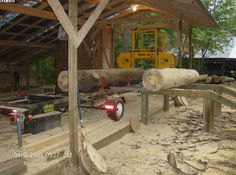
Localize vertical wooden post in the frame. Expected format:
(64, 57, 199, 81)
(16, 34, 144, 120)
(26, 58, 30, 90)
(111, 27, 114, 68)
(141, 93, 149, 124)
(68, 0, 79, 165)
(123, 22, 130, 53)
(214, 87, 222, 117)
(163, 95, 169, 112)
(203, 98, 216, 133)
(178, 20, 183, 68)
(26, 49, 30, 90)
(102, 26, 112, 68)
(188, 24, 193, 69)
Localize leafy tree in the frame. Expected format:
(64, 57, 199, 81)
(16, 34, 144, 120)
(192, 0, 236, 58)
(31, 56, 55, 85)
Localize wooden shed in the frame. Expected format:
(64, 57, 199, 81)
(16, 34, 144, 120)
(0, 0, 217, 168)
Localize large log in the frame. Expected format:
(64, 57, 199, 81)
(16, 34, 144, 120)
(142, 68, 199, 92)
(58, 68, 144, 92)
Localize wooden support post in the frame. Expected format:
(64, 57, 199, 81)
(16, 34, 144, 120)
(111, 27, 114, 68)
(102, 27, 112, 68)
(214, 87, 222, 117)
(203, 98, 216, 133)
(141, 93, 149, 124)
(163, 95, 169, 112)
(26, 51, 30, 90)
(188, 24, 193, 69)
(47, 0, 79, 47)
(68, 0, 79, 165)
(76, 0, 110, 48)
(178, 20, 183, 68)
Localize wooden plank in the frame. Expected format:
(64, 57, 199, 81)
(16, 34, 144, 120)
(32, 111, 62, 119)
(67, 0, 79, 165)
(47, 0, 79, 47)
(0, 158, 27, 175)
(156, 88, 209, 97)
(0, 3, 84, 24)
(76, 0, 110, 48)
(0, 40, 56, 49)
(208, 91, 236, 109)
(24, 120, 131, 175)
(163, 95, 169, 112)
(86, 121, 130, 150)
(23, 120, 110, 153)
(0, 3, 57, 20)
(220, 86, 236, 98)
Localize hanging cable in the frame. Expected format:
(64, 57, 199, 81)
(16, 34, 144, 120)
(0, 15, 3, 30)
(77, 83, 83, 128)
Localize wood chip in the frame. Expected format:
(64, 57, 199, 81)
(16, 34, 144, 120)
(129, 117, 141, 133)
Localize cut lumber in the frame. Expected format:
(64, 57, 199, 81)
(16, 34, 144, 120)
(142, 68, 199, 92)
(129, 117, 141, 132)
(0, 158, 27, 175)
(58, 68, 144, 92)
(175, 96, 189, 106)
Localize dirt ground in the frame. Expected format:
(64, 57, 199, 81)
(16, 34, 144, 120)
(0, 92, 236, 175)
(100, 96, 236, 175)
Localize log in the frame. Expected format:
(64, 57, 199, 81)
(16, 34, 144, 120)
(58, 68, 144, 92)
(197, 74, 208, 81)
(206, 75, 235, 84)
(80, 143, 107, 175)
(142, 68, 199, 92)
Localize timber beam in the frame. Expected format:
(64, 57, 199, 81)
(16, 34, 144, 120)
(0, 3, 85, 25)
(47, 0, 110, 48)
(0, 40, 56, 49)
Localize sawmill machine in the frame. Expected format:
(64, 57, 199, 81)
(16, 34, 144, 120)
(117, 29, 177, 69)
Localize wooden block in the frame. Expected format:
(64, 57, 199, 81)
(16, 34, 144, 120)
(129, 117, 141, 133)
(141, 93, 149, 124)
(163, 95, 169, 112)
(0, 158, 27, 175)
(203, 98, 216, 133)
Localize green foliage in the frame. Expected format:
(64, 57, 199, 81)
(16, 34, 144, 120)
(31, 56, 55, 85)
(182, 58, 207, 74)
(113, 28, 124, 61)
(193, 0, 236, 57)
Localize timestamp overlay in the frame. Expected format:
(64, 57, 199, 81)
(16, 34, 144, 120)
(14, 151, 72, 159)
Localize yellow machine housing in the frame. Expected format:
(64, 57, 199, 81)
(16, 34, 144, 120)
(117, 29, 177, 69)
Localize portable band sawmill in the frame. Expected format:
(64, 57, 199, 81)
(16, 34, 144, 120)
(117, 29, 178, 69)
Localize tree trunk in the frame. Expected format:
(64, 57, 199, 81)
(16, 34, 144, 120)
(58, 68, 144, 92)
(142, 68, 199, 92)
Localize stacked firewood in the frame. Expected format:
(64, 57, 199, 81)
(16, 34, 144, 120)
(206, 75, 235, 84)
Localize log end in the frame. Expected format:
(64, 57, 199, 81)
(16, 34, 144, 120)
(142, 69, 163, 92)
(58, 71, 68, 92)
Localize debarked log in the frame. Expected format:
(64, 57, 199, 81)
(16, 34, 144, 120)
(142, 68, 199, 92)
